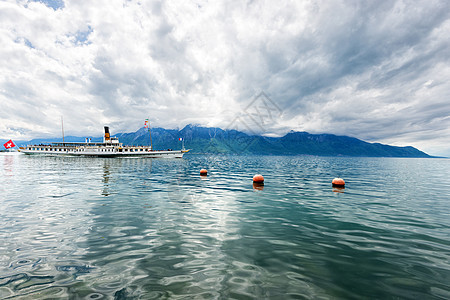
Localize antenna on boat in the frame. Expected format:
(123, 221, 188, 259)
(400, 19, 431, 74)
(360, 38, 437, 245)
(61, 116, 65, 143)
(150, 126, 153, 151)
(179, 137, 185, 150)
(145, 118, 152, 150)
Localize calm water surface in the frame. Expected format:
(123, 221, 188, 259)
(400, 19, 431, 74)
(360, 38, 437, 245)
(0, 153, 449, 299)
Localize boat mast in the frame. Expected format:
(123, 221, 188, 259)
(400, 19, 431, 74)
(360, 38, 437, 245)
(149, 120, 153, 150)
(61, 116, 65, 143)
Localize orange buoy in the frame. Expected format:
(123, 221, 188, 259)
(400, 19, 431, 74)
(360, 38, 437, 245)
(332, 178, 345, 187)
(253, 174, 264, 184)
(200, 169, 208, 176)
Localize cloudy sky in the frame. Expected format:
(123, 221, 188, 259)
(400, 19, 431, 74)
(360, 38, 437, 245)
(1, 0, 449, 156)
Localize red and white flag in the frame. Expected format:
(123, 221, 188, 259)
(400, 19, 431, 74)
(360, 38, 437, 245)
(3, 139, 16, 149)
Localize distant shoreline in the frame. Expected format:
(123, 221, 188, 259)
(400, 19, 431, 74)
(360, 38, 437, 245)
(2, 125, 437, 158)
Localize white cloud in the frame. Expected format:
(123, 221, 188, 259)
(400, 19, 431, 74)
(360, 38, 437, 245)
(0, 0, 449, 156)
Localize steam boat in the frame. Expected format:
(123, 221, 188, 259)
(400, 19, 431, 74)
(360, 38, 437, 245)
(19, 126, 189, 158)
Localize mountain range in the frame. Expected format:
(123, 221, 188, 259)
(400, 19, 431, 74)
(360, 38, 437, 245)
(3, 125, 431, 157)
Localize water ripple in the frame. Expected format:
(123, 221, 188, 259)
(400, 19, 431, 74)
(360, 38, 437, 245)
(1, 155, 449, 298)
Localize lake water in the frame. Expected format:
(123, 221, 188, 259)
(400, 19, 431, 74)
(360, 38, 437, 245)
(1, 153, 449, 299)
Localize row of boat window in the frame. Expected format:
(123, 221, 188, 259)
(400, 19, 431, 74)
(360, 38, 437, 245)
(28, 148, 71, 151)
(27, 147, 148, 152)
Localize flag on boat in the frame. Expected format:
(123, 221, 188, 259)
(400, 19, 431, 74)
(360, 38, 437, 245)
(144, 119, 149, 129)
(3, 139, 15, 149)
(179, 138, 183, 141)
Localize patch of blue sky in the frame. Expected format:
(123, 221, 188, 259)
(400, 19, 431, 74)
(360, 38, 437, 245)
(30, 0, 64, 10)
(15, 37, 35, 49)
(24, 38, 34, 48)
(73, 26, 93, 45)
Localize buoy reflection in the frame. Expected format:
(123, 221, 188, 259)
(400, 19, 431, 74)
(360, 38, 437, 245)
(333, 187, 345, 193)
(253, 182, 264, 191)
